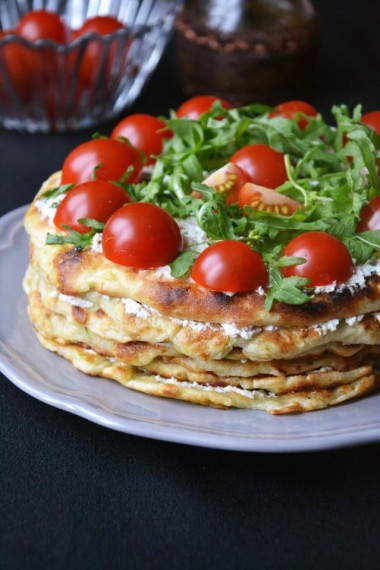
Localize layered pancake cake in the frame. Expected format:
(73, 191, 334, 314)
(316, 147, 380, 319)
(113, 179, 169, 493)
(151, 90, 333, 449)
(23, 101, 380, 413)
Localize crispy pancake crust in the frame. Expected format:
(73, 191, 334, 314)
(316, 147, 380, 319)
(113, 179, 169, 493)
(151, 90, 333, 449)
(25, 277, 378, 407)
(25, 264, 380, 363)
(34, 333, 378, 414)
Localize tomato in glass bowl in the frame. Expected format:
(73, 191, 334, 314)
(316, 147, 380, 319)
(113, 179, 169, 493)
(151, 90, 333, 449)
(0, 0, 180, 132)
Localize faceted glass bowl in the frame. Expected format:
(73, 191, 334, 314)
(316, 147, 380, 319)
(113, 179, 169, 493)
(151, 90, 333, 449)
(0, 0, 180, 132)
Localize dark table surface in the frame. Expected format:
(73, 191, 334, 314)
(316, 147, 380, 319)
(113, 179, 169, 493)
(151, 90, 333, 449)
(1, 1, 380, 568)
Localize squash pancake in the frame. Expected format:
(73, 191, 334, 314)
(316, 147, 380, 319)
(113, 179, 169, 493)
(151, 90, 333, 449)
(22, 100, 380, 414)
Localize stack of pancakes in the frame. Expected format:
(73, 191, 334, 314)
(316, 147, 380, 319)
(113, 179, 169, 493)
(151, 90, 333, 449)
(23, 173, 380, 414)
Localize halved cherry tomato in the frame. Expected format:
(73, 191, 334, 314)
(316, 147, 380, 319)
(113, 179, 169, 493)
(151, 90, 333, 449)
(357, 196, 380, 232)
(281, 232, 354, 287)
(191, 240, 268, 293)
(74, 16, 125, 87)
(17, 10, 70, 43)
(176, 95, 233, 120)
(230, 144, 287, 189)
(194, 163, 249, 205)
(269, 100, 318, 130)
(102, 203, 182, 269)
(111, 114, 172, 165)
(54, 180, 130, 233)
(361, 111, 380, 135)
(61, 138, 142, 185)
(238, 182, 304, 215)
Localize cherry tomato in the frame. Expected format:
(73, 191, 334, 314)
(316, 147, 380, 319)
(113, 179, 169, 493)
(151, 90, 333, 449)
(176, 95, 233, 120)
(102, 203, 182, 269)
(356, 196, 380, 232)
(111, 114, 172, 165)
(361, 111, 380, 135)
(238, 182, 304, 215)
(17, 10, 70, 43)
(76, 15, 124, 36)
(61, 138, 142, 185)
(74, 16, 125, 87)
(281, 232, 354, 287)
(0, 31, 35, 103)
(269, 100, 318, 130)
(194, 163, 249, 205)
(230, 144, 287, 189)
(16, 11, 72, 121)
(191, 240, 268, 293)
(54, 180, 130, 233)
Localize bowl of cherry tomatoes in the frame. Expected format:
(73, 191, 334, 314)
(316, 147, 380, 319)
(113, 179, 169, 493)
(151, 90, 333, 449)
(0, 0, 179, 132)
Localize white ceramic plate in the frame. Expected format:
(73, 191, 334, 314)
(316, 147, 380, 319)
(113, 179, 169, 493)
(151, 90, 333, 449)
(1, 206, 380, 452)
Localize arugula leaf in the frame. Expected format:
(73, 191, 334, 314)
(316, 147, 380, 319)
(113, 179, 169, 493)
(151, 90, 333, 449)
(91, 163, 103, 180)
(329, 216, 357, 240)
(119, 165, 136, 184)
(92, 132, 108, 140)
(344, 230, 380, 263)
(277, 256, 306, 267)
(46, 220, 104, 251)
(166, 119, 204, 151)
(77, 218, 105, 231)
(265, 276, 312, 311)
(169, 250, 199, 278)
(111, 180, 145, 202)
(182, 154, 203, 180)
(197, 201, 237, 240)
(42, 183, 74, 200)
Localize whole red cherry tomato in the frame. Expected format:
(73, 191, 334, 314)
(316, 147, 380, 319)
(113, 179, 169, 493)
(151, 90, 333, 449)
(54, 180, 130, 233)
(102, 203, 183, 269)
(16, 10, 72, 121)
(194, 163, 249, 205)
(17, 10, 70, 43)
(74, 16, 125, 87)
(230, 144, 287, 189)
(269, 100, 318, 130)
(61, 138, 142, 185)
(238, 182, 304, 215)
(356, 196, 380, 232)
(191, 240, 268, 293)
(281, 232, 354, 287)
(0, 31, 35, 103)
(361, 111, 380, 135)
(176, 95, 233, 120)
(111, 114, 172, 165)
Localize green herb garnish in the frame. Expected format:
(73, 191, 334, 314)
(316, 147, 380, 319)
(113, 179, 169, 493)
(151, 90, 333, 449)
(44, 102, 380, 308)
(42, 183, 74, 200)
(46, 219, 104, 251)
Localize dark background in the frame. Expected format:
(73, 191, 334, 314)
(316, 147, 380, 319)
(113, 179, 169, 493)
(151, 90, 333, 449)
(1, 1, 380, 568)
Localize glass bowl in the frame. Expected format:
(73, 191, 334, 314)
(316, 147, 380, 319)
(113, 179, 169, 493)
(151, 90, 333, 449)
(0, 0, 180, 132)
